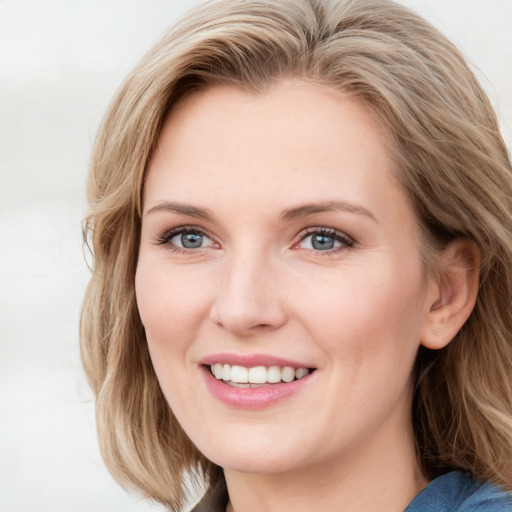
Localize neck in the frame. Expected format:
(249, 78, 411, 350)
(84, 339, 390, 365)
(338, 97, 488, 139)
(223, 413, 427, 512)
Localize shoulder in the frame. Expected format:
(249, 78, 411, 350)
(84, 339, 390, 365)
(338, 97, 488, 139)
(406, 472, 512, 512)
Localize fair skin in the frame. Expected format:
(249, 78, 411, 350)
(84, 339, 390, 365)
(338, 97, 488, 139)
(136, 80, 479, 512)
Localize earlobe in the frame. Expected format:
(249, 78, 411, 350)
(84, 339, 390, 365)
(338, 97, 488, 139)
(421, 238, 480, 350)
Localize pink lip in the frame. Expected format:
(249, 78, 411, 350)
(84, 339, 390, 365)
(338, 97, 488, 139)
(200, 353, 313, 369)
(199, 355, 316, 410)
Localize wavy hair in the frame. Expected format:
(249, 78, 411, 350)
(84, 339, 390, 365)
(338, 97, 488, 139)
(81, 0, 512, 508)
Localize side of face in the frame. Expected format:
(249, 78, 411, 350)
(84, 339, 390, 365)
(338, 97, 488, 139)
(135, 80, 441, 477)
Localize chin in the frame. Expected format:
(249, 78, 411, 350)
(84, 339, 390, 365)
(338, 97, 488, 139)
(194, 431, 311, 476)
(215, 453, 302, 476)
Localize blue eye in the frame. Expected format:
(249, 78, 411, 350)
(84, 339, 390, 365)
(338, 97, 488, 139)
(156, 228, 215, 250)
(172, 232, 206, 249)
(298, 229, 353, 252)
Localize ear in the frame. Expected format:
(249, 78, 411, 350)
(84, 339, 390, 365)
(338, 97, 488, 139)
(421, 238, 480, 350)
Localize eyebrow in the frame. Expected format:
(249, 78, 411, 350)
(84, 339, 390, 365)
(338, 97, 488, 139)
(144, 199, 376, 223)
(280, 201, 377, 222)
(144, 201, 215, 220)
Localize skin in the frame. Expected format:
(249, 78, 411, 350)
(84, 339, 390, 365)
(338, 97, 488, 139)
(135, 80, 477, 511)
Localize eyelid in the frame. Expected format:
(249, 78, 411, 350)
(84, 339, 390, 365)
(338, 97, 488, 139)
(294, 227, 355, 252)
(152, 225, 218, 249)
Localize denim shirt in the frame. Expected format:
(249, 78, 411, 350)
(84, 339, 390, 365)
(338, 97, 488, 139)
(405, 472, 512, 512)
(191, 471, 512, 511)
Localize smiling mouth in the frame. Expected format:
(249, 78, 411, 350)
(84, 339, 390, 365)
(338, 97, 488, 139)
(208, 363, 314, 388)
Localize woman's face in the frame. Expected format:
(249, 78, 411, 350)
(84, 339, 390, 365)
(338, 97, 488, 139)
(136, 80, 437, 477)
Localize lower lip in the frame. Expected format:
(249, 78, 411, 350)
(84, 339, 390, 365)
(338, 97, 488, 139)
(201, 366, 314, 410)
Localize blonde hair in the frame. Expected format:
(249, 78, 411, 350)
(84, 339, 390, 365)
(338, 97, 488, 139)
(81, 0, 512, 508)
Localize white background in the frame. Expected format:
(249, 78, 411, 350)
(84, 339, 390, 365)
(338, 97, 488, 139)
(0, 1, 510, 511)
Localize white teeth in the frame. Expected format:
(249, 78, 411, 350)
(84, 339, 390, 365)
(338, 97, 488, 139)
(281, 366, 295, 383)
(248, 366, 267, 384)
(222, 364, 231, 381)
(296, 368, 309, 379)
(213, 363, 223, 379)
(210, 363, 311, 385)
(230, 365, 249, 383)
(267, 366, 282, 383)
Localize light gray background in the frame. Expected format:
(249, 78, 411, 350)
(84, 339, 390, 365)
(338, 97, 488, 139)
(0, 1, 510, 511)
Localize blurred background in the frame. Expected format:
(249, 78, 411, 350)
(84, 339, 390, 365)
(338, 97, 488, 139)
(0, 1, 510, 511)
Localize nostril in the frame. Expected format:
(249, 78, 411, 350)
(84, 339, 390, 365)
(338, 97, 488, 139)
(252, 323, 272, 330)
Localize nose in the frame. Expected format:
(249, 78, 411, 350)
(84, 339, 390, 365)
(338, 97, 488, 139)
(209, 248, 288, 337)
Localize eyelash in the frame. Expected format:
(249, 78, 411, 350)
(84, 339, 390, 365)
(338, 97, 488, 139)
(153, 226, 215, 254)
(153, 226, 355, 255)
(296, 227, 355, 254)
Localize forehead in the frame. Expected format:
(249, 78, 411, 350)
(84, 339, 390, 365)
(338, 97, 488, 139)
(149, 81, 393, 183)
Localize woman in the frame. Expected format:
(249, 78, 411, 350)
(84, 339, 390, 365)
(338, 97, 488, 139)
(80, 0, 512, 510)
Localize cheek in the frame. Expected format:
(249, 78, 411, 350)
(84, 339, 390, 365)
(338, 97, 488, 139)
(303, 266, 426, 426)
(135, 263, 202, 410)
(136, 261, 209, 339)
(135, 265, 194, 372)
(291, 261, 426, 365)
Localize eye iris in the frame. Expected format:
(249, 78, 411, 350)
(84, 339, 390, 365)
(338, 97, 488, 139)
(312, 234, 335, 250)
(181, 232, 203, 248)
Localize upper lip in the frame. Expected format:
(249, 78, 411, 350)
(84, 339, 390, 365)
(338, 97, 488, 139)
(199, 353, 315, 369)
